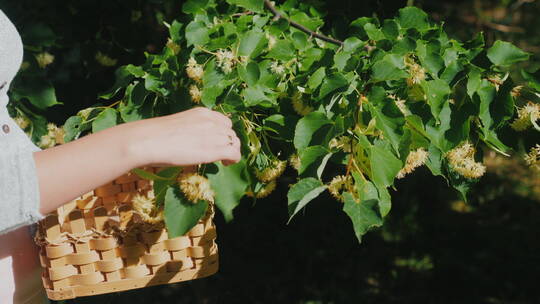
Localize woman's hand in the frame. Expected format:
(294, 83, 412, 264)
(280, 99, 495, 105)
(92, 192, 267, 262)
(127, 107, 241, 167)
(34, 107, 241, 214)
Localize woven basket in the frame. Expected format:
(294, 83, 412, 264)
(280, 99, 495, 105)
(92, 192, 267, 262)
(34, 167, 219, 301)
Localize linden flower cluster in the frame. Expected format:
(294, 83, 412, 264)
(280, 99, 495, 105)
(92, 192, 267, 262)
(510, 102, 540, 131)
(397, 148, 429, 179)
(77, 108, 94, 120)
(329, 136, 352, 153)
(291, 91, 313, 116)
(20, 61, 30, 71)
(35, 52, 54, 69)
(256, 159, 286, 183)
(246, 181, 277, 199)
(189, 85, 202, 103)
(166, 38, 181, 55)
(39, 123, 65, 149)
(14, 115, 30, 130)
(95, 52, 118, 67)
(446, 142, 486, 179)
(405, 57, 426, 87)
(270, 61, 285, 75)
(132, 193, 164, 224)
(266, 33, 276, 49)
(511, 85, 524, 98)
(328, 175, 353, 203)
(215, 49, 235, 74)
(178, 173, 214, 204)
(186, 57, 204, 83)
(388, 94, 408, 115)
(487, 74, 504, 91)
(524, 144, 540, 171)
(288, 154, 301, 171)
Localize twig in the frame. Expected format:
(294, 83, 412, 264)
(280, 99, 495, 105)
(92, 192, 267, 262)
(483, 21, 525, 33)
(232, 11, 255, 17)
(263, 0, 344, 46)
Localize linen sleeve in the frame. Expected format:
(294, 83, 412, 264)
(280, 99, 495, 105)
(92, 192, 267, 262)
(0, 143, 45, 235)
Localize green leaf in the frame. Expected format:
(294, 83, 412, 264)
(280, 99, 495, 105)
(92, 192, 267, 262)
(343, 37, 364, 52)
(169, 20, 184, 43)
(369, 144, 402, 187)
(287, 178, 326, 223)
(447, 169, 475, 202)
(164, 186, 208, 238)
(267, 40, 296, 61)
(125, 81, 147, 108)
(334, 52, 351, 72)
(342, 191, 383, 243)
(144, 74, 166, 95)
(100, 66, 135, 99)
(521, 68, 540, 91)
(294, 112, 332, 150)
(153, 167, 181, 206)
(243, 85, 273, 106)
(419, 53, 444, 78)
(24, 24, 56, 46)
(398, 7, 430, 31)
(226, 0, 263, 12)
(291, 32, 309, 51)
(290, 12, 323, 31)
(491, 80, 515, 129)
(368, 88, 405, 155)
(92, 108, 117, 133)
(263, 114, 297, 138)
(63, 116, 83, 143)
(466, 67, 482, 98)
(185, 21, 210, 46)
(317, 152, 333, 179)
(299, 48, 324, 72)
(202, 60, 227, 107)
(238, 62, 260, 86)
(425, 145, 445, 178)
(207, 160, 249, 222)
(238, 30, 267, 58)
(118, 101, 152, 123)
(479, 129, 510, 155)
(421, 79, 451, 120)
(487, 40, 529, 67)
(125, 64, 146, 78)
(374, 183, 392, 217)
(131, 168, 170, 181)
(318, 73, 348, 99)
(299, 145, 328, 175)
(382, 19, 399, 40)
(371, 54, 408, 82)
(405, 115, 429, 139)
(307, 67, 326, 90)
(364, 23, 385, 41)
(440, 60, 463, 83)
(476, 79, 497, 129)
(182, 0, 210, 13)
(15, 79, 61, 110)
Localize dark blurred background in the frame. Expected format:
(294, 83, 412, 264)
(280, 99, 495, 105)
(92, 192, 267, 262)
(1, 0, 540, 303)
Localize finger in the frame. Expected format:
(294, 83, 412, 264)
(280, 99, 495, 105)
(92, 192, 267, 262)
(222, 139, 241, 164)
(201, 109, 232, 128)
(217, 129, 239, 146)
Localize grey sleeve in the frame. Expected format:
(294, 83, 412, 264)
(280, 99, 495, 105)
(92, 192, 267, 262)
(0, 145, 45, 235)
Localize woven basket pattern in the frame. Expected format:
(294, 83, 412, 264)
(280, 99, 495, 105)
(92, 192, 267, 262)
(35, 167, 219, 300)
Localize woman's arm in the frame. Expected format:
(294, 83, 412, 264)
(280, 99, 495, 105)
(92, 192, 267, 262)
(33, 107, 241, 215)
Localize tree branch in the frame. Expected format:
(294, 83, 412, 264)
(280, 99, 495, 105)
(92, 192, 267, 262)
(263, 0, 344, 46)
